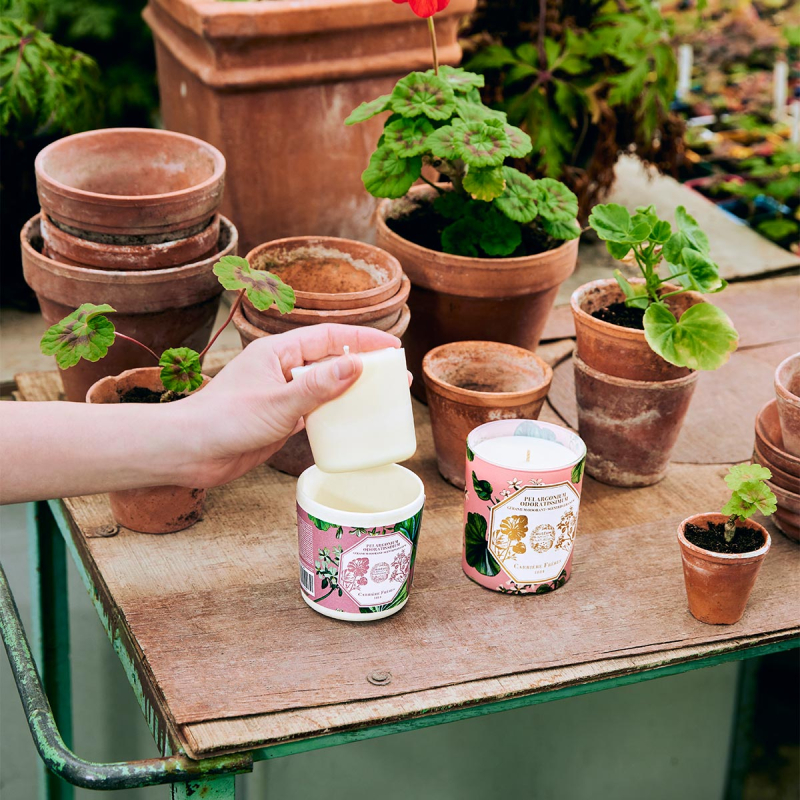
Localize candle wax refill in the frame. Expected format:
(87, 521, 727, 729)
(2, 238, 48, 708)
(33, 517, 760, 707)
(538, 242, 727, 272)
(292, 347, 416, 473)
(474, 436, 576, 471)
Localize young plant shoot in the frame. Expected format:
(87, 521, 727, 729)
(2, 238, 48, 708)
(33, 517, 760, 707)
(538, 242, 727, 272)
(40, 255, 295, 395)
(720, 464, 777, 543)
(587, 203, 739, 371)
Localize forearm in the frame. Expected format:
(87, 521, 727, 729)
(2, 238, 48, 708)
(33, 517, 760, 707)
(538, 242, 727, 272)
(0, 402, 194, 504)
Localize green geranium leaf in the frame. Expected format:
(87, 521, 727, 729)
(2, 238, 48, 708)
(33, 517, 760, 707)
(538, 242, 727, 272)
(427, 125, 460, 160)
(344, 94, 392, 125)
(588, 203, 651, 244)
(571, 457, 585, 484)
(721, 493, 750, 520)
(382, 116, 434, 158)
(495, 166, 539, 223)
(649, 219, 672, 244)
(472, 471, 494, 502)
(393, 508, 423, 546)
(40, 303, 116, 369)
(390, 72, 455, 120)
(542, 217, 581, 240)
(670, 248, 726, 294)
(159, 347, 203, 393)
(431, 65, 485, 92)
(308, 515, 337, 531)
(480, 210, 522, 256)
(533, 178, 579, 222)
(433, 191, 470, 220)
(503, 124, 533, 158)
(724, 463, 772, 491)
(441, 218, 480, 257)
(607, 241, 632, 260)
(213, 255, 296, 313)
(662, 206, 711, 264)
(464, 512, 501, 577)
(453, 119, 512, 168)
(614, 270, 650, 309)
(735, 480, 777, 518)
(361, 146, 422, 199)
(467, 442, 475, 461)
(454, 97, 507, 124)
(463, 167, 506, 201)
(643, 302, 738, 371)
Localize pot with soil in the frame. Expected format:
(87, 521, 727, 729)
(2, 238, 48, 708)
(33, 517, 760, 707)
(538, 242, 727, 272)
(86, 367, 209, 534)
(422, 341, 553, 488)
(775, 352, 800, 457)
(22, 214, 237, 402)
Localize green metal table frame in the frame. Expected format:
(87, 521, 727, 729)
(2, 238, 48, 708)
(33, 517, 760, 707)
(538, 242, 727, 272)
(2, 499, 798, 799)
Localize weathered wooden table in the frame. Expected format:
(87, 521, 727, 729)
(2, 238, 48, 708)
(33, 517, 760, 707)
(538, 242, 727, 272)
(3, 275, 799, 799)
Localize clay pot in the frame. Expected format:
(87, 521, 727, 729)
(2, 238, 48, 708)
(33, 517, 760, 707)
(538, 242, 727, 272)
(753, 446, 800, 494)
(376, 185, 578, 401)
(36, 128, 225, 237)
(246, 236, 402, 310)
(86, 367, 208, 533)
(243, 276, 410, 334)
(232, 303, 411, 477)
(22, 214, 236, 402)
(422, 341, 553, 488)
(775, 353, 800, 456)
(40, 213, 220, 271)
(570, 279, 705, 382)
(144, 0, 475, 256)
(678, 513, 770, 625)
(755, 400, 800, 478)
(573, 354, 698, 487)
(774, 507, 800, 541)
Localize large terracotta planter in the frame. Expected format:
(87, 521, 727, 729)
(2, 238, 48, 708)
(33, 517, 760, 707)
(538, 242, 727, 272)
(570, 279, 704, 382)
(573, 354, 698, 487)
(376, 185, 579, 401)
(678, 513, 771, 625)
(22, 214, 236, 402)
(35, 128, 225, 237)
(775, 353, 800, 456)
(86, 367, 208, 534)
(422, 341, 553, 488)
(143, 0, 475, 256)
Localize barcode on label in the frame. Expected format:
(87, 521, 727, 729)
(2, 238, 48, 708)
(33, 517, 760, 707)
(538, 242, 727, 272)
(299, 564, 315, 595)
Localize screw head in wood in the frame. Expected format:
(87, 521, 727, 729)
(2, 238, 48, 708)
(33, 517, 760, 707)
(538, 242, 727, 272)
(367, 669, 392, 686)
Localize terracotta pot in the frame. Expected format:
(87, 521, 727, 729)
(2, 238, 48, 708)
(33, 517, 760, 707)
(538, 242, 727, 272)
(246, 236, 402, 310)
(678, 512, 771, 625)
(755, 400, 800, 478)
(375, 185, 578, 401)
(570, 279, 705, 382)
(243, 276, 410, 333)
(775, 353, 800, 456)
(573, 354, 698, 487)
(753, 445, 800, 494)
(774, 507, 800, 541)
(36, 128, 225, 237)
(769, 480, 800, 515)
(144, 0, 475, 256)
(232, 303, 411, 477)
(40, 213, 220, 271)
(422, 341, 553, 488)
(86, 367, 208, 533)
(22, 214, 236, 402)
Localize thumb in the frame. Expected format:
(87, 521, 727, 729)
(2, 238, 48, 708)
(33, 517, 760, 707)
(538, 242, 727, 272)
(277, 353, 362, 423)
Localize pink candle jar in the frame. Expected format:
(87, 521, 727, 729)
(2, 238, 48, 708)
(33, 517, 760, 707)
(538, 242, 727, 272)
(463, 420, 587, 594)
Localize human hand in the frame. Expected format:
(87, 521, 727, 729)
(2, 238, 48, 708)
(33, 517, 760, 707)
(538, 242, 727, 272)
(175, 324, 401, 488)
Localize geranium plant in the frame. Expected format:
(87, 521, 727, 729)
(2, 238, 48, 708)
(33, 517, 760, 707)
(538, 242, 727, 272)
(345, 0, 580, 258)
(587, 202, 739, 371)
(720, 464, 777, 543)
(39, 255, 295, 394)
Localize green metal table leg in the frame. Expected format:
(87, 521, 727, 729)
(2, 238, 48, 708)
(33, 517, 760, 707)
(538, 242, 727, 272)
(171, 776, 236, 799)
(28, 500, 74, 800)
(724, 657, 760, 800)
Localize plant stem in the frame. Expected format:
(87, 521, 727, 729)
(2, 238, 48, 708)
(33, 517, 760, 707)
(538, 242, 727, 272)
(724, 514, 738, 543)
(114, 333, 160, 362)
(427, 17, 439, 76)
(537, 0, 547, 71)
(199, 290, 244, 360)
(658, 288, 688, 300)
(419, 174, 445, 193)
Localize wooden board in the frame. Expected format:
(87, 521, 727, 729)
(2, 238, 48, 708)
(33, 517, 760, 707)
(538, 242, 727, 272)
(15, 365, 800, 760)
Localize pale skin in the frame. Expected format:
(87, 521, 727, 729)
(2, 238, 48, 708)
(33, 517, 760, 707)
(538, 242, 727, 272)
(0, 324, 402, 505)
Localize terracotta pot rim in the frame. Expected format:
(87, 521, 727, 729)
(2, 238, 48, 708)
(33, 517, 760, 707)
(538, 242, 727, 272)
(756, 399, 800, 468)
(35, 128, 226, 206)
(677, 513, 771, 563)
(422, 341, 553, 407)
(753, 444, 800, 488)
(244, 235, 403, 310)
(768, 479, 800, 504)
(573, 353, 698, 389)
(775, 353, 800, 404)
(86, 366, 211, 404)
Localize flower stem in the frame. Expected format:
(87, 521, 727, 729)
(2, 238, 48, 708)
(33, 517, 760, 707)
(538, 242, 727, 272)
(199, 290, 244, 360)
(427, 16, 439, 76)
(114, 333, 160, 362)
(419, 174, 445, 193)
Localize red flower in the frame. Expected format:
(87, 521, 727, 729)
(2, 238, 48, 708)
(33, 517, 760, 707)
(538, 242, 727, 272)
(392, 0, 450, 18)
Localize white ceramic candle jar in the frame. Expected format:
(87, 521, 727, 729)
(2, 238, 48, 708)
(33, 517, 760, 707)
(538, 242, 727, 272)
(296, 465, 425, 621)
(291, 347, 416, 473)
(464, 419, 587, 594)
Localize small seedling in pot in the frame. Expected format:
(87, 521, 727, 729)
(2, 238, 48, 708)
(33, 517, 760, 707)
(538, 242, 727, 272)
(588, 202, 739, 371)
(40, 255, 295, 397)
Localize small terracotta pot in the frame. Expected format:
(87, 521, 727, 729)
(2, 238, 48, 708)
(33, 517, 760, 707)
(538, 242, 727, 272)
(422, 341, 553, 488)
(232, 303, 411, 477)
(40, 213, 220, 271)
(678, 512, 770, 625)
(375, 185, 578, 401)
(245, 236, 403, 310)
(573, 354, 698, 487)
(22, 214, 236, 402)
(86, 367, 208, 533)
(570, 279, 705, 382)
(35, 128, 225, 237)
(755, 400, 800, 478)
(775, 353, 800, 456)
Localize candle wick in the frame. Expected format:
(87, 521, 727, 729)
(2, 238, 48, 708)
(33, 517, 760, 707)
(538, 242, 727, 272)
(526, 449, 530, 463)
(343, 345, 350, 356)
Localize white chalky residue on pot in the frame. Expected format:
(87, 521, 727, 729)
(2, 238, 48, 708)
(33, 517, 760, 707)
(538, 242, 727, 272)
(258, 244, 389, 285)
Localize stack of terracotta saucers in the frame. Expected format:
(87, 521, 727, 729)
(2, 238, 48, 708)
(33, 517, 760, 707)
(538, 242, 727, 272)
(754, 353, 800, 541)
